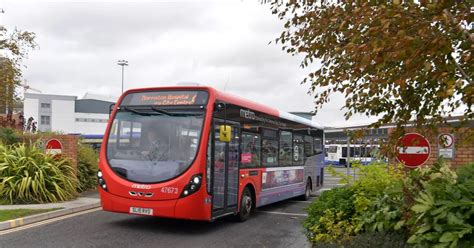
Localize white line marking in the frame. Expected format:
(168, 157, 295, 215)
(397, 146, 429, 154)
(286, 201, 312, 203)
(257, 211, 308, 217)
(0, 208, 101, 236)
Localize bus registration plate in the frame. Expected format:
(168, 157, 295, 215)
(130, 207, 153, 216)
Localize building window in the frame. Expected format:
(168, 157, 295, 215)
(41, 103, 51, 108)
(40, 115, 51, 125)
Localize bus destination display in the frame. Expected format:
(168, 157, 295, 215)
(121, 91, 208, 106)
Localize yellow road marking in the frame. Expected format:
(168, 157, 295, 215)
(0, 208, 101, 236)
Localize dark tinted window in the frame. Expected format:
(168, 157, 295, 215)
(241, 132, 261, 168)
(314, 137, 323, 154)
(279, 131, 293, 166)
(262, 139, 278, 166)
(293, 135, 304, 165)
(342, 147, 347, 157)
(304, 135, 314, 157)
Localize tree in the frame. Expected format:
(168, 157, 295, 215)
(267, 0, 472, 141)
(0, 9, 36, 116)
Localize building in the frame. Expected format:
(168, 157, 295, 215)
(324, 117, 473, 168)
(23, 93, 115, 135)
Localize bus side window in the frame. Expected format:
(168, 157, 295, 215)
(313, 137, 323, 155)
(293, 135, 304, 165)
(241, 132, 261, 168)
(303, 135, 313, 157)
(262, 138, 278, 167)
(342, 147, 348, 158)
(279, 131, 293, 166)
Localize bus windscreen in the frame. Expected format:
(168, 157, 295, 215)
(106, 97, 206, 183)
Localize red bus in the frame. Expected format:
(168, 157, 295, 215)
(98, 86, 325, 221)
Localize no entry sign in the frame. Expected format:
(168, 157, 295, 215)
(396, 133, 431, 167)
(45, 139, 63, 156)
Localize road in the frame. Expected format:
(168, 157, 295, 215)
(0, 197, 314, 248)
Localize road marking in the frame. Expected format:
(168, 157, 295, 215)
(0, 207, 101, 236)
(257, 211, 308, 217)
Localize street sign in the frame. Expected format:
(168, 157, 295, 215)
(396, 133, 431, 167)
(438, 133, 454, 159)
(45, 139, 63, 156)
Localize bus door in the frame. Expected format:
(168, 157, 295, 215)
(212, 120, 240, 217)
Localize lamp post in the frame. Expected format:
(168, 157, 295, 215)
(117, 60, 129, 93)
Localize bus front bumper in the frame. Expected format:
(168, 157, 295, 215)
(99, 189, 211, 221)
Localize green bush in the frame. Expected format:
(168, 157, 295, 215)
(305, 160, 474, 247)
(76, 143, 98, 193)
(0, 142, 77, 204)
(0, 128, 19, 145)
(349, 163, 404, 233)
(304, 186, 355, 243)
(347, 231, 410, 248)
(406, 162, 474, 248)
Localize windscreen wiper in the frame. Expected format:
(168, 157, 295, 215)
(120, 106, 150, 116)
(151, 106, 174, 116)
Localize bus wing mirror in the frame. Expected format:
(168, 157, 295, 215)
(219, 125, 232, 142)
(109, 103, 116, 117)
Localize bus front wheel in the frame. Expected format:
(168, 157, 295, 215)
(236, 187, 252, 222)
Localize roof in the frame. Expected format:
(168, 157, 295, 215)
(82, 92, 118, 102)
(24, 93, 77, 101)
(75, 99, 115, 114)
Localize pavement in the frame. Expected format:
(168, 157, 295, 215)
(0, 191, 100, 231)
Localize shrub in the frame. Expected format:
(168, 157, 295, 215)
(348, 163, 404, 233)
(0, 142, 77, 204)
(306, 161, 474, 247)
(76, 143, 98, 193)
(0, 128, 19, 145)
(342, 232, 410, 248)
(406, 162, 474, 248)
(304, 186, 355, 243)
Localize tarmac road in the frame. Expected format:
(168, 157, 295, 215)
(0, 197, 314, 248)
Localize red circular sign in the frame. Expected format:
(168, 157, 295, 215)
(396, 133, 431, 167)
(45, 139, 63, 156)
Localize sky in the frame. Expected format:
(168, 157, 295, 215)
(1, 0, 377, 127)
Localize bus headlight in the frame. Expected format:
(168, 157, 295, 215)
(180, 174, 202, 198)
(97, 170, 108, 191)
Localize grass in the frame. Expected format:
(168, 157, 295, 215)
(0, 208, 61, 222)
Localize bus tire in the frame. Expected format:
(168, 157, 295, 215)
(235, 187, 252, 222)
(300, 180, 311, 201)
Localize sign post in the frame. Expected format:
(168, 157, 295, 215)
(396, 133, 431, 168)
(438, 133, 455, 159)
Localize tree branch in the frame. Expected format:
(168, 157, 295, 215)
(450, 54, 473, 85)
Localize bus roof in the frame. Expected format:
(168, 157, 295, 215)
(121, 85, 324, 130)
(213, 87, 323, 130)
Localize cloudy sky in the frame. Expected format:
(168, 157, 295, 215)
(1, 0, 375, 127)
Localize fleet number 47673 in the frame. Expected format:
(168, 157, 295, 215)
(161, 187, 178, 194)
